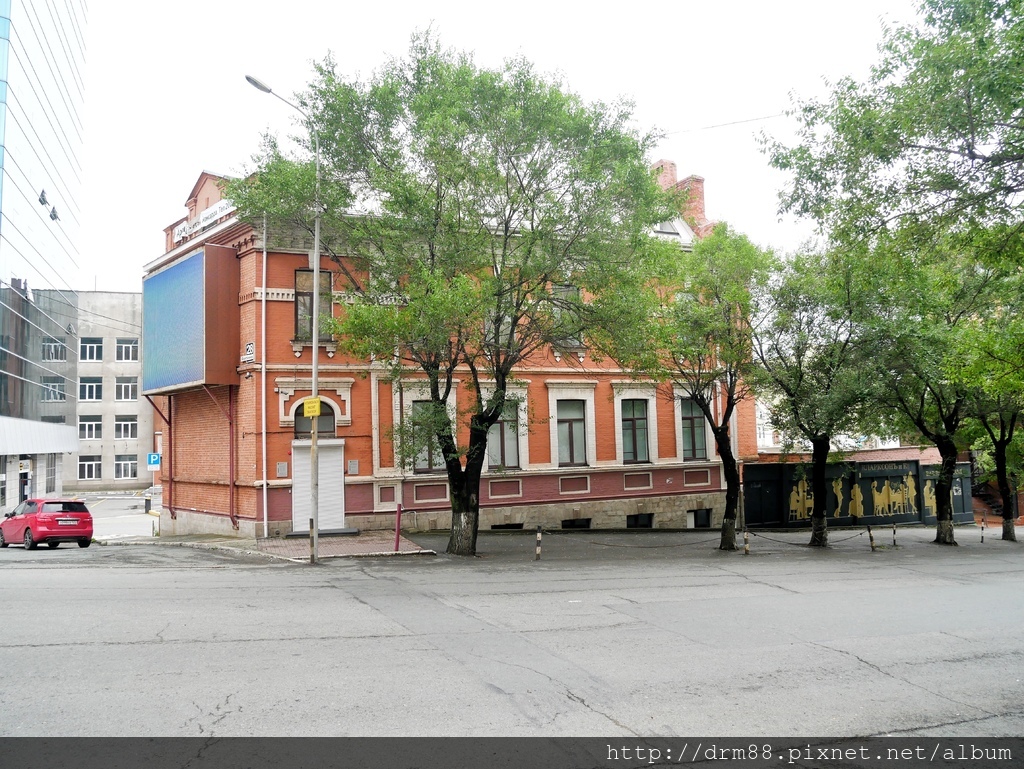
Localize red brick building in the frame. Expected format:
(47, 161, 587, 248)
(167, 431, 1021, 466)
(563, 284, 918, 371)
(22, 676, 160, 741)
(143, 165, 758, 538)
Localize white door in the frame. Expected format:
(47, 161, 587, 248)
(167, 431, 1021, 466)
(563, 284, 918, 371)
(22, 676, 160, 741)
(291, 439, 346, 532)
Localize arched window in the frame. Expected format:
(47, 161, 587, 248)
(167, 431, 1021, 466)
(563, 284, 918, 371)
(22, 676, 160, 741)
(294, 402, 336, 439)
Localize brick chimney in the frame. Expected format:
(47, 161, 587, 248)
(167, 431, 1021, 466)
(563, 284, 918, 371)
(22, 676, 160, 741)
(651, 160, 715, 238)
(678, 175, 713, 237)
(652, 159, 677, 191)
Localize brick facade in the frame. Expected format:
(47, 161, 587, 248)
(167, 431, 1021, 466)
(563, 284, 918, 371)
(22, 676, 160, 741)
(147, 167, 754, 538)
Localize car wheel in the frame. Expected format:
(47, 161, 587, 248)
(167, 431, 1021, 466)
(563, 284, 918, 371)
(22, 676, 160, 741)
(24, 529, 37, 550)
(78, 539, 91, 548)
(0, 529, 6, 548)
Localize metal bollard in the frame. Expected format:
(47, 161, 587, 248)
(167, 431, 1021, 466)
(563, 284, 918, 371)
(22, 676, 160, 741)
(535, 526, 542, 561)
(981, 514, 985, 544)
(867, 525, 876, 551)
(743, 529, 750, 555)
(145, 494, 151, 514)
(892, 523, 897, 548)
(310, 517, 315, 565)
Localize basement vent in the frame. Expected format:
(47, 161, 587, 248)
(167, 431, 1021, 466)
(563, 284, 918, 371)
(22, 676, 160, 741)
(626, 513, 654, 529)
(560, 518, 591, 530)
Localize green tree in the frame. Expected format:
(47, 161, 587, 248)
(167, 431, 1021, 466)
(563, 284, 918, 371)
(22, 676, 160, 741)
(763, 0, 1024, 544)
(766, 0, 1024, 246)
(964, 392, 1022, 540)
(750, 249, 881, 546)
(866, 237, 1007, 544)
(624, 224, 773, 551)
(228, 36, 675, 556)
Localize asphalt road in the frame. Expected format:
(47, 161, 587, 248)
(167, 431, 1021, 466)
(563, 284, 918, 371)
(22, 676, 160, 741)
(0, 525, 1021, 737)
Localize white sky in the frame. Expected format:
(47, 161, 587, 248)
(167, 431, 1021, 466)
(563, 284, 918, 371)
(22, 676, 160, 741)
(78, 0, 923, 292)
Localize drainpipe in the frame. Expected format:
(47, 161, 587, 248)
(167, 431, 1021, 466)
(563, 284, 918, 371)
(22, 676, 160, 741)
(261, 213, 269, 538)
(201, 385, 238, 529)
(145, 394, 174, 519)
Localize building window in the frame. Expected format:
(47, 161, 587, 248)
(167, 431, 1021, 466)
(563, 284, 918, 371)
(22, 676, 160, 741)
(293, 401, 335, 438)
(79, 415, 102, 439)
(115, 376, 138, 401)
(487, 404, 520, 469)
(78, 455, 102, 480)
(412, 400, 446, 473)
(681, 399, 708, 461)
(46, 454, 57, 494)
(115, 455, 138, 480)
(557, 399, 587, 466)
(116, 338, 139, 361)
(42, 376, 66, 401)
(80, 377, 102, 401)
(552, 285, 583, 347)
(294, 269, 332, 342)
(41, 416, 66, 424)
(115, 415, 138, 440)
(42, 337, 67, 361)
(621, 399, 650, 463)
(80, 337, 103, 361)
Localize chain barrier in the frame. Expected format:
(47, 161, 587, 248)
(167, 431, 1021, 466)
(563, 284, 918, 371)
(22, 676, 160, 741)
(747, 529, 868, 546)
(535, 528, 722, 549)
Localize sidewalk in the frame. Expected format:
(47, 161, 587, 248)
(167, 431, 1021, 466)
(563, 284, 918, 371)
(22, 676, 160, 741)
(95, 520, 1020, 565)
(97, 530, 435, 562)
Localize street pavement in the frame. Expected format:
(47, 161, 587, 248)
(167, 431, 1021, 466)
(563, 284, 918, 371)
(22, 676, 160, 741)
(0, 518, 1021, 738)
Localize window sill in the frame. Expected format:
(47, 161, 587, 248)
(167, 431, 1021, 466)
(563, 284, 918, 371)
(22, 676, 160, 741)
(290, 339, 338, 358)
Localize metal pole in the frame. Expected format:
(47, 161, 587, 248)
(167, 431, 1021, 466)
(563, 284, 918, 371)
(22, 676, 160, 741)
(246, 75, 321, 563)
(535, 526, 542, 561)
(310, 130, 321, 565)
(261, 213, 269, 540)
(394, 503, 403, 553)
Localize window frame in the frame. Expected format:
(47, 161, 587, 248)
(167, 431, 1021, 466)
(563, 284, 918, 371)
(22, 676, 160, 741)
(115, 376, 138, 401)
(114, 415, 138, 440)
(621, 398, 650, 464)
(486, 404, 521, 470)
(294, 269, 333, 342)
(556, 399, 588, 467)
(41, 376, 66, 402)
(80, 337, 103, 361)
(42, 336, 67, 361)
(411, 399, 447, 473)
(79, 415, 102, 440)
(679, 397, 709, 461)
(114, 455, 138, 480)
(79, 377, 103, 401)
(78, 455, 102, 480)
(115, 338, 139, 362)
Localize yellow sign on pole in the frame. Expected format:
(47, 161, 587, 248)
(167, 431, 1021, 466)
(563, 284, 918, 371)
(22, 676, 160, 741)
(303, 396, 321, 418)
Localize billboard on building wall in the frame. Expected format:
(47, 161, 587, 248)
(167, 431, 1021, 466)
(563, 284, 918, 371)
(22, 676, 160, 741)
(142, 244, 239, 394)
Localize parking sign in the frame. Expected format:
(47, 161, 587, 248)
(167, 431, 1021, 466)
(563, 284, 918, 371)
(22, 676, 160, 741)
(147, 453, 161, 471)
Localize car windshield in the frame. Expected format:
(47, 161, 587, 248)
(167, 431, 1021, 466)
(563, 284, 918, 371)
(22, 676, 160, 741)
(41, 502, 89, 513)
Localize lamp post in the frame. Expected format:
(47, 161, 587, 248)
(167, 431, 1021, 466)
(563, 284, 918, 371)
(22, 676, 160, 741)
(246, 74, 321, 564)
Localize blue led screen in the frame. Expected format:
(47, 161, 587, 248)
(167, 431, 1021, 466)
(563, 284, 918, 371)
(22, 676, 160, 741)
(143, 250, 205, 392)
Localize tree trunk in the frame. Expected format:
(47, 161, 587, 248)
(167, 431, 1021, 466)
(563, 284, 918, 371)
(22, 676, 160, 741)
(933, 436, 958, 546)
(808, 436, 830, 547)
(715, 427, 740, 551)
(446, 477, 480, 556)
(992, 439, 1018, 542)
(445, 435, 487, 556)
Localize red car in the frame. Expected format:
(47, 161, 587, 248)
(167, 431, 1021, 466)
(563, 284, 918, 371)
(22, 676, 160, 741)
(0, 498, 94, 549)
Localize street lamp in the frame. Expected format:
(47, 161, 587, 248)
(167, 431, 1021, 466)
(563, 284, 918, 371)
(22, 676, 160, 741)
(247, 74, 322, 564)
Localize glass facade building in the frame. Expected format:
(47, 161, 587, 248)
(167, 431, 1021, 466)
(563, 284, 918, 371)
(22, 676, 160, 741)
(0, 1, 87, 504)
